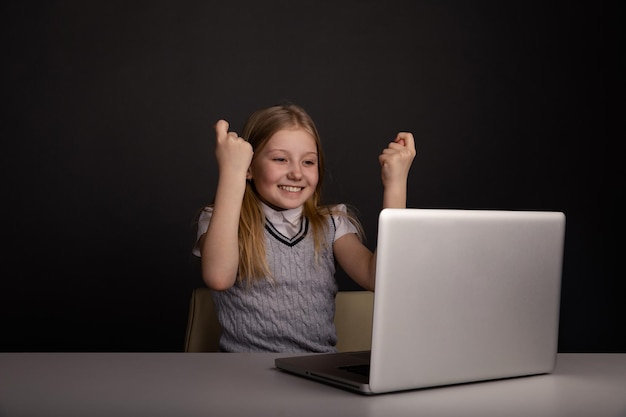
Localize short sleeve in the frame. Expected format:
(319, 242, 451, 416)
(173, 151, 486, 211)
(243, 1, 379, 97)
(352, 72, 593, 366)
(331, 204, 359, 242)
(192, 207, 213, 257)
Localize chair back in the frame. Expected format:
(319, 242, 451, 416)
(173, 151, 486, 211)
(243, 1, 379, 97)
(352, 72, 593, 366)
(184, 288, 221, 352)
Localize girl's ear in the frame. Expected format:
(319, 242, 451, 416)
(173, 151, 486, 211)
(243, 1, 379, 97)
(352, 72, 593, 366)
(246, 167, 253, 180)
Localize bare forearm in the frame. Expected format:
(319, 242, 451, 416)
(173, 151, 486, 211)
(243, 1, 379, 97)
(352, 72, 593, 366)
(382, 181, 407, 209)
(200, 173, 247, 290)
(334, 234, 376, 291)
(367, 249, 377, 291)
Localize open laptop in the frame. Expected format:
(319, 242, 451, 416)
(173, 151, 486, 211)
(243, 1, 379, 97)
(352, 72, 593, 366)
(275, 208, 566, 395)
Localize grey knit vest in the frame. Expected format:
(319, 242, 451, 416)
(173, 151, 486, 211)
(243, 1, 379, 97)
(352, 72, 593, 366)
(212, 215, 338, 352)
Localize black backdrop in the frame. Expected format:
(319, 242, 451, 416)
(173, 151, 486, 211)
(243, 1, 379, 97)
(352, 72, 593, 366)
(1, 1, 623, 352)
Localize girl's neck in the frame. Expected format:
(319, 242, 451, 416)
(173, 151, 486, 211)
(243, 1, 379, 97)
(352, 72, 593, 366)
(259, 200, 304, 217)
(257, 195, 301, 212)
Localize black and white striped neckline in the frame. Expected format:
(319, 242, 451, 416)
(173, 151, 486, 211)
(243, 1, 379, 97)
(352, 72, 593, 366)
(265, 216, 309, 247)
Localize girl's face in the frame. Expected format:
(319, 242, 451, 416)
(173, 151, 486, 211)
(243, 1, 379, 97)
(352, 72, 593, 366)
(247, 128, 319, 211)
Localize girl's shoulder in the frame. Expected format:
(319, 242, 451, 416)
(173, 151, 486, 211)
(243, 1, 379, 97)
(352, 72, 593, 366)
(316, 203, 351, 221)
(321, 203, 359, 218)
(327, 203, 348, 215)
(320, 203, 365, 241)
(198, 205, 214, 220)
(319, 203, 363, 227)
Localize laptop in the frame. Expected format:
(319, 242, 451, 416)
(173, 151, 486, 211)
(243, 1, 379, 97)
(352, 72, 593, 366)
(275, 208, 566, 395)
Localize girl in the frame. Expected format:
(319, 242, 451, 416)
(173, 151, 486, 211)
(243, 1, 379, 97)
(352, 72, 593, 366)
(193, 103, 415, 352)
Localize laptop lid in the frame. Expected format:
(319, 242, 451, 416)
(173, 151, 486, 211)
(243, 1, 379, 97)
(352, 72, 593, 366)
(275, 208, 566, 395)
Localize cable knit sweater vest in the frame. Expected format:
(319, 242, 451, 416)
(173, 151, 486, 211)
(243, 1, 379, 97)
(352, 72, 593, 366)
(212, 216, 339, 352)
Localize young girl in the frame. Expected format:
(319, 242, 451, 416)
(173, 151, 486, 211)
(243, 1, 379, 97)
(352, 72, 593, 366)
(193, 103, 415, 352)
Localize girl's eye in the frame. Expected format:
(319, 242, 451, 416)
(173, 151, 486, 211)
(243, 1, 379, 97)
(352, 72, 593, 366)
(273, 158, 287, 162)
(303, 160, 316, 166)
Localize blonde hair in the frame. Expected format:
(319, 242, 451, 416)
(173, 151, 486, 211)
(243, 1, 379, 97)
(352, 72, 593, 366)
(234, 103, 364, 284)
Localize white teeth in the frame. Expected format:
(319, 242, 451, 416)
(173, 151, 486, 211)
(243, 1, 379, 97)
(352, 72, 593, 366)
(279, 186, 302, 192)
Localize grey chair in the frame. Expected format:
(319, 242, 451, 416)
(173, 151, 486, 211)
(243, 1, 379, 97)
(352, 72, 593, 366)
(184, 288, 374, 352)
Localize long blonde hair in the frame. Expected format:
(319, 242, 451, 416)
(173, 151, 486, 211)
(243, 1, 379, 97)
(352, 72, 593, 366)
(234, 103, 363, 284)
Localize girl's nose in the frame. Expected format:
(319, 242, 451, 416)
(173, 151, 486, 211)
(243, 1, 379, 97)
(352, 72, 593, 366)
(287, 162, 302, 180)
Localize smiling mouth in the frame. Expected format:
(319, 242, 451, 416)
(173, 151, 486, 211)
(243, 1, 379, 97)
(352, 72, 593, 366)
(278, 185, 304, 193)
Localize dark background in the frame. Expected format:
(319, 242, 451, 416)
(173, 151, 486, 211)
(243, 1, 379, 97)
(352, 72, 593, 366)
(1, 1, 623, 352)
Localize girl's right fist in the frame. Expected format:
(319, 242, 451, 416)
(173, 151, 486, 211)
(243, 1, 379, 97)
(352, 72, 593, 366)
(214, 119, 253, 176)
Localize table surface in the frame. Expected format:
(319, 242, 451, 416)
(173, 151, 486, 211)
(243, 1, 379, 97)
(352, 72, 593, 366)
(1, 352, 625, 417)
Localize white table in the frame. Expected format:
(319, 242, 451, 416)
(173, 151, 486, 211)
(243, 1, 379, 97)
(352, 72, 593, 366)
(1, 353, 625, 417)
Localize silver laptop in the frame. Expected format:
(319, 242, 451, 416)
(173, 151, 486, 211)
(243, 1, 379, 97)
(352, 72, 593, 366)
(275, 208, 566, 395)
